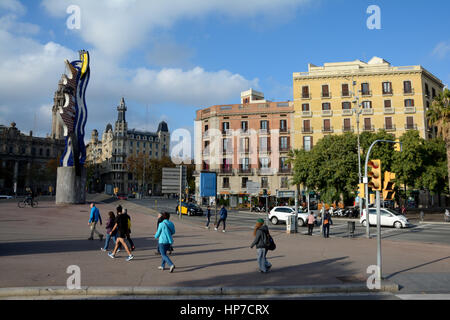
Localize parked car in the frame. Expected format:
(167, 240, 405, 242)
(176, 202, 204, 216)
(269, 206, 314, 227)
(117, 193, 128, 200)
(0, 195, 13, 199)
(360, 208, 411, 229)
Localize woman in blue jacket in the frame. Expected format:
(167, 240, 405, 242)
(155, 212, 176, 272)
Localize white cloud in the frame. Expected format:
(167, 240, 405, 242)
(0, 0, 26, 15)
(41, 0, 310, 60)
(0, 14, 40, 35)
(432, 41, 450, 59)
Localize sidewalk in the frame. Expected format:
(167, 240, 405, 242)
(1, 199, 450, 297)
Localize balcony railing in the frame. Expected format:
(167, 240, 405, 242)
(342, 126, 354, 133)
(382, 90, 393, 96)
(341, 91, 351, 98)
(403, 88, 415, 95)
(279, 146, 291, 153)
(363, 125, 375, 132)
(238, 168, 252, 175)
(322, 126, 334, 133)
(279, 167, 292, 174)
(404, 107, 416, 114)
(219, 167, 233, 175)
(302, 127, 313, 134)
(321, 92, 332, 99)
(384, 107, 395, 114)
(259, 129, 270, 135)
(258, 167, 274, 175)
(383, 124, 396, 132)
(302, 93, 311, 99)
(203, 131, 210, 139)
(342, 109, 352, 116)
(405, 124, 418, 131)
(222, 129, 232, 136)
(361, 90, 372, 97)
(362, 108, 374, 115)
(279, 128, 289, 134)
(301, 111, 312, 117)
(322, 110, 333, 117)
(222, 184, 230, 189)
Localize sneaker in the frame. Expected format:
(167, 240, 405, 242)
(169, 265, 175, 273)
(205, 226, 209, 229)
(158, 266, 165, 270)
(117, 249, 121, 253)
(101, 248, 106, 251)
(214, 227, 218, 231)
(108, 252, 115, 259)
(126, 255, 134, 262)
(222, 230, 226, 233)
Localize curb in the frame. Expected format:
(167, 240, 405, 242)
(0, 282, 399, 298)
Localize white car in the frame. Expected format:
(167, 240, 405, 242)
(269, 206, 314, 227)
(0, 195, 13, 199)
(360, 208, 411, 229)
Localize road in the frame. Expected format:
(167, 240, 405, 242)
(130, 198, 450, 246)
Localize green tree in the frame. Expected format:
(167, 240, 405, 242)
(426, 88, 450, 192)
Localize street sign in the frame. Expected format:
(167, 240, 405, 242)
(277, 190, 295, 198)
(246, 181, 260, 196)
(200, 172, 216, 197)
(162, 167, 187, 194)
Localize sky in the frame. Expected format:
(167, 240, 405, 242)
(0, 0, 449, 142)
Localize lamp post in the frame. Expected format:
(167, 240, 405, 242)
(351, 78, 363, 222)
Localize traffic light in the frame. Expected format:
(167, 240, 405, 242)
(358, 183, 365, 198)
(383, 171, 396, 200)
(367, 159, 382, 191)
(394, 139, 401, 152)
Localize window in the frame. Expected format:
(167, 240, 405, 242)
(361, 83, 370, 95)
(280, 119, 287, 132)
(204, 125, 208, 132)
(342, 102, 351, 110)
(39, 148, 43, 156)
(432, 88, 436, 99)
(323, 119, 331, 131)
(281, 177, 289, 188)
(261, 177, 269, 188)
(280, 136, 289, 150)
(385, 117, 393, 130)
(137, 141, 140, 147)
(303, 120, 311, 132)
(382, 82, 392, 94)
(403, 81, 412, 94)
(280, 157, 289, 171)
(406, 116, 415, 130)
(242, 177, 249, 188)
(384, 100, 392, 108)
(303, 136, 313, 151)
(260, 120, 269, 131)
(222, 158, 232, 172)
(425, 83, 430, 97)
(259, 137, 270, 152)
(260, 157, 270, 169)
(404, 99, 415, 107)
(322, 103, 331, 110)
(342, 84, 350, 97)
(343, 118, 351, 131)
(241, 121, 248, 132)
(302, 86, 310, 98)
(202, 161, 209, 170)
(222, 177, 230, 188)
(223, 138, 232, 153)
(322, 84, 330, 97)
(240, 158, 250, 170)
(362, 101, 372, 109)
(302, 103, 310, 111)
(240, 137, 250, 152)
(364, 118, 372, 131)
(222, 122, 229, 133)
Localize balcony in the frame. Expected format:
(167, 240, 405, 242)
(258, 129, 270, 135)
(301, 93, 311, 100)
(361, 90, 372, 97)
(202, 131, 210, 139)
(363, 125, 375, 132)
(321, 92, 332, 99)
(301, 111, 312, 118)
(239, 148, 251, 154)
(258, 148, 271, 155)
(405, 124, 418, 131)
(383, 124, 396, 132)
(239, 129, 250, 136)
(219, 167, 234, 175)
(222, 129, 232, 136)
(238, 168, 252, 175)
(342, 109, 353, 116)
(362, 108, 374, 115)
(222, 183, 230, 189)
(404, 107, 416, 114)
(342, 126, 354, 133)
(341, 91, 351, 98)
(302, 127, 313, 134)
(279, 128, 289, 134)
(279, 146, 291, 153)
(403, 88, 415, 95)
(382, 90, 393, 96)
(384, 107, 395, 114)
(321, 110, 333, 117)
(279, 167, 292, 175)
(222, 149, 234, 156)
(322, 126, 334, 133)
(258, 167, 274, 175)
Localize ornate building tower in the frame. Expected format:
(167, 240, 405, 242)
(115, 97, 128, 136)
(51, 79, 65, 140)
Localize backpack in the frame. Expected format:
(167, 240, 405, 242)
(263, 230, 276, 251)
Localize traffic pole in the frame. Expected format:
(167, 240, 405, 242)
(376, 190, 382, 283)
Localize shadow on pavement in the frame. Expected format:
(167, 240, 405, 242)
(385, 256, 450, 279)
(0, 236, 158, 257)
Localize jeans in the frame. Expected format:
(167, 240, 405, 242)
(206, 215, 211, 227)
(308, 223, 314, 235)
(323, 224, 330, 238)
(216, 218, 226, 230)
(103, 233, 117, 250)
(257, 248, 271, 272)
(159, 243, 174, 268)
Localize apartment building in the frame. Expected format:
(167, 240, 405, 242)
(194, 89, 296, 207)
(292, 57, 444, 150)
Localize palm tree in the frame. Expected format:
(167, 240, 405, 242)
(426, 88, 450, 191)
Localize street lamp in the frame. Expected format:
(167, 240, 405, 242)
(351, 78, 363, 220)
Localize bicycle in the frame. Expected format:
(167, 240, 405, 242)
(18, 197, 38, 208)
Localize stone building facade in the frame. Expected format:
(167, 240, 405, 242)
(86, 98, 170, 194)
(0, 122, 65, 195)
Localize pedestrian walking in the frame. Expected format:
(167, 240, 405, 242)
(205, 206, 211, 229)
(108, 206, 134, 261)
(322, 210, 333, 238)
(101, 211, 117, 251)
(88, 203, 103, 241)
(445, 209, 450, 222)
(122, 208, 135, 251)
(307, 211, 315, 236)
(154, 212, 164, 255)
(155, 212, 176, 272)
(215, 205, 227, 232)
(250, 218, 272, 273)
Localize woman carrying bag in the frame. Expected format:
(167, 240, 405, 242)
(250, 218, 274, 273)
